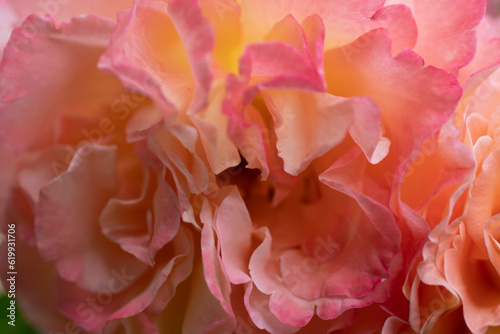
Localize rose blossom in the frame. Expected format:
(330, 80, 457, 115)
(0, 0, 494, 333)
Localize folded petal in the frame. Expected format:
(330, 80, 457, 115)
(99, 0, 214, 118)
(244, 283, 301, 333)
(444, 223, 500, 333)
(190, 80, 241, 174)
(58, 225, 194, 331)
(216, 187, 252, 284)
(325, 29, 462, 185)
(200, 196, 234, 315)
(35, 145, 147, 292)
(261, 90, 354, 175)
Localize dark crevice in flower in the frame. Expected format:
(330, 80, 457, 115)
(300, 171, 322, 205)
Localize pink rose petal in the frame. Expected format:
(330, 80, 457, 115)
(0, 14, 122, 151)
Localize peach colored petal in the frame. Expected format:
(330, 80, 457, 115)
(98, 0, 214, 118)
(262, 88, 390, 173)
(319, 153, 402, 296)
(401, 122, 475, 212)
(0, 14, 122, 151)
(126, 106, 163, 143)
(464, 149, 500, 251)
(216, 187, 252, 284)
(408, 274, 462, 332)
(199, 0, 242, 74)
(262, 90, 354, 175)
(444, 223, 500, 333)
(325, 29, 462, 185)
(245, 156, 402, 326)
(485, 214, 500, 277)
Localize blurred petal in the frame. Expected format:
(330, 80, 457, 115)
(36, 145, 147, 292)
(8, 0, 133, 22)
(0, 14, 122, 151)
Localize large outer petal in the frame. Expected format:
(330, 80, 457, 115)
(262, 90, 384, 175)
(0, 14, 122, 151)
